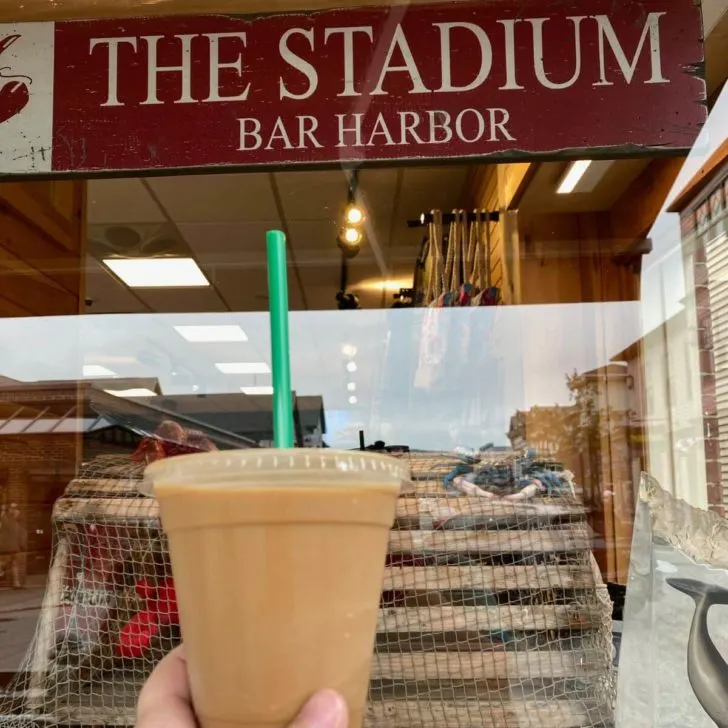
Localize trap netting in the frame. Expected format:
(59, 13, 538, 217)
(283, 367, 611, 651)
(0, 441, 615, 728)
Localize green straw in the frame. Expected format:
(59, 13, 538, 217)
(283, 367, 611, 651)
(266, 230, 295, 448)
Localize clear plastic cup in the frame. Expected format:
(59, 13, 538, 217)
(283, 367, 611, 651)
(144, 449, 408, 728)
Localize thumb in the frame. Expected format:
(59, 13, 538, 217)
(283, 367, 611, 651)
(289, 690, 348, 728)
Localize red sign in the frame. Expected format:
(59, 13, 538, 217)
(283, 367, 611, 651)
(0, 0, 706, 175)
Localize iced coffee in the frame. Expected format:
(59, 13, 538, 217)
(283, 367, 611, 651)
(144, 449, 407, 728)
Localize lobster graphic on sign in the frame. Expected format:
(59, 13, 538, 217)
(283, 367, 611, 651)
(0, 34, 32, 124)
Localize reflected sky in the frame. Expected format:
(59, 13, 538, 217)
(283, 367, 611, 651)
(0, 302, 641, 450)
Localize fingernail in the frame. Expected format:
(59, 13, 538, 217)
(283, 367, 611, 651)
(293, 690, 348, 728)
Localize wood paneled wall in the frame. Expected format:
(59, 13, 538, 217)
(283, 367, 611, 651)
(0, 179, 86, 584)
(517, 212, 641, 305)
(0, 181, 86, 317)
(468, 163, 533, 304)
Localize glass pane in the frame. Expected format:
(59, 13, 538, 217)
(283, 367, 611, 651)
(0, 3, 725, 727)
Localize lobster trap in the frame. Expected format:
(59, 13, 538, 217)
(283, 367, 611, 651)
(0, 444, 615, 728)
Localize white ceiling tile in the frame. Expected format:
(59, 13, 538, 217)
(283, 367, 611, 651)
(361, 221, 393, 253)
(179, 221, 278, 262)
(84, 257, 148, 313)
(275, 170, 348, 221)
(212, 267, 305, 312)
(397, 166, 470, 219)
(212, 268, 269, 306)
(286, 219, 342, 254)
(136, 287, 228, 314)
(358, 168, 400, 220)
(298, 265, 346, 311)
(87, 179, 165, 225)
(147, 173, 279, 223)
(388, 224, 425, 249)
(402, 165, 470, 191)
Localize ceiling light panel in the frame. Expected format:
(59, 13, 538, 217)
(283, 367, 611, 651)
(105, 388, 158, 397)
(241, 386, 274, 395)
(556, 160, 592, 195)
(103, 258, 209, 288)
(175, 325, 248, 342)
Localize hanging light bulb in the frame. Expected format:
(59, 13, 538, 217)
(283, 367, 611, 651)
(341, 226, 362, 245)
(345, 205, 364, 225)
(337, 189, 364, 257)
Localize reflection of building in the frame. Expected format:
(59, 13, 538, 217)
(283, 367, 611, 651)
(151, 393, 327, 447)
(669, 143, 728, 516)
(507, 355, 647, 583)
(0, 385, 78, 579)
(0, 381, 251, 577)
(641, 298, 711, 513)
(0, 380, 326, 577)
(508, 404, 578, 457)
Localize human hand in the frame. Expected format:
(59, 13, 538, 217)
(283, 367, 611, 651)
(137, 646, 349, 728)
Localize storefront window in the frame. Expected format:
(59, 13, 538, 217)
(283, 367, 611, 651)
(0, 0, 726, 726)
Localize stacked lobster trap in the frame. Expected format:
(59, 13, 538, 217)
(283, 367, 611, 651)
(0, 432, 615, 728)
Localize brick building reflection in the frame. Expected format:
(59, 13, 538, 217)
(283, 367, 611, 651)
(507, 355, 646, 583)
(0, 380, 324, 582)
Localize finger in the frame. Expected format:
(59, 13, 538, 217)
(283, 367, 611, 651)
(289, 690, 348, 728)
(137, 646, 198, 728)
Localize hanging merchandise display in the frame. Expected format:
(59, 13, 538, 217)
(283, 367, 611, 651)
(413, 209, 504, 407)
(418, 210, 501, 308)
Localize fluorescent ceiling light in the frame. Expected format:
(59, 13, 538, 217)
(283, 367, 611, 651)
(83, 364, 116, 377)
(342, 344, 357, 357)
(175, 325, 248, 343)
(557, 160, 592, 194)
(216, 362, 270, 374)
(346, 362, 357, 373)
(241, 386, 274, 395)
(349, 396, 358, 404)
(103, 258, 209, 288)
(347, 382, 356, 392)
(105, 388, 157, 397)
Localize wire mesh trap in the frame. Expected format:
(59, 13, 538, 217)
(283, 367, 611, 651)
(0, 440, 615, 728)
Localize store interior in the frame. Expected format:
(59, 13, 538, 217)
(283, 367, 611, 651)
(81, 160, 652, 314)
(1, 103, 728, 728)
(0, 153, 683, 593)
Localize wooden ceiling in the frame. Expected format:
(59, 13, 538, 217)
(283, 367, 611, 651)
(518, 160, 651, 215)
